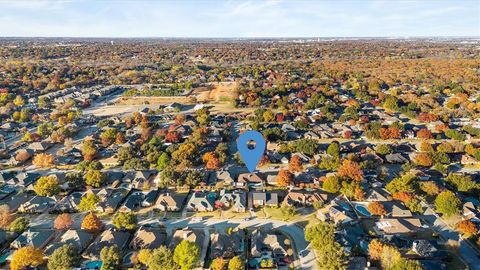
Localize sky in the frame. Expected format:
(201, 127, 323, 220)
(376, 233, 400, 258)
(0, 0, 478, 37)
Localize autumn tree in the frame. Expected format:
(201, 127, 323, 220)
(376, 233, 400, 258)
(305, 221, 346, 269)
(202, 152, 220, 170)
(277, 170, 293, 186)
(288, 155, 303, 172)
(0, 205, 13, 229)
(10, 246, 44, 270)
(211, 257, 226, 270)
(81, 212, 103, 233)
(414, 152, 433, 167)
(54, 213, 73, 230)
(32, 153, 54, 168)
(337, 159, 363, 181)
(82, 139, 97, 161)
(78, 193, 101, 212)
(147, 246, 177, 270)
(137, 249, 151, 265)
(379, 127, 401, 140)
(416, 128, 433, 139)
(368, 202, 387, 216)
(8, 217, 29, 233)
(456, 220, 478, 238)
(419, 181, 441, 196)
(368, 239, 384, 261)
(228, 256, 244, 270)
(33, 175, 60, 196)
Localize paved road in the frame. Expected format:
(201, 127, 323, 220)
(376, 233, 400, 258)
(422, 203, 480, 269)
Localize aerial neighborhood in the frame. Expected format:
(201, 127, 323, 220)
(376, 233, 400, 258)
(0, 38, 479, 270)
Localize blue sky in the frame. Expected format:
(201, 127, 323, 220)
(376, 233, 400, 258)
(0, 0, 478, 37)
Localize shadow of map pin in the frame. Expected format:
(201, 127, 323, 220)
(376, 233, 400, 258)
(237, 130, 266, 173)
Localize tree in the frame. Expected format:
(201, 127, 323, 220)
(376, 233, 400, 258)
(47, 244, 81, 270)
(8, 217, 29, 233)
(78, 193, 101, 212)
(85, 169, 106, 188)
(368, 239, 384, 261)
(10, 246, 44, 270)
(100, 128, 117, 147)
(375, 144, 392, 155)
(32, 153, 54, 168)
(112, 211, 137, 230)
(147, 246, 177, 270)
(456, 220, 478, 238)
(379, 127, 401, 140)
(445, 173, 477, 193)
(337, 159, 363, 181)
(420, 181, 440, 196)
(323, 176, 341, 193)
(82, 139, 97, 161)
(137, 249, 151, 265)
(277, 170, 293, 186)
(305, 221, 345, 269)
(81, 212, 103, 233)
(173, 240, 200, 270)
(100, 245, 121, 270)
(33, 175, 60, 196)
(0, 205, 13, 229)
(368, 202, 387, 216)
(416, 128, 433, 139)
(13, 95, 24, 107)
(228, 256, 244, 270)
(414, 152, 433, 167)
(327, 141, 340, 157)
(211, 257, 226, 270)
(435, 191, 461, 217)
(289, 155, 303, 172)
(54, 213, 73, 230)
(202, 152, 220, 170)
(66, 172, 84, 190)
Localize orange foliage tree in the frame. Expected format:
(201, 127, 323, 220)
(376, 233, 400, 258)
(368, 239, 384, 261)
(289, 155, 303, 172)
(414, 152, 433, 167)
(0, 205, 13, 229)
(202, 152, 220, 170)
(379, 127, 401, 140)
(81, 212, 103, 233)
(10, 246, 44, 270)
(337, 159, 363, 181)
(392, 191, 414, 203)
(54, 213, 74, 230)
(277, 170, 293, 187)
(32, 153, 54, 168)
(368, 202, 387, 216)
(416, 128, 433, 139)
(456, 220, 478, 238)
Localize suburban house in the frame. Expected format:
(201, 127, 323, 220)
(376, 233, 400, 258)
(251, 192, 278, 208)
(10, 229, 55, 249)
(210, 229, 245, 259)
(129, 226, 166, 250)
(44, 229, 94, 255)
(154, 192, 186, 212)
(250, 229, 289, 259)
(186, 191, 216, 212)
(218, 189, 247, 212)
(316, 203, 355, 225)
(83, 229, 131, 260)
(282, 191, 327, 207)
(18, 196, 58, 213)
(374, 218, 423, 235)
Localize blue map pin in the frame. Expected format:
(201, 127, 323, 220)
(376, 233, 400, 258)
(237, 130, 266, 172)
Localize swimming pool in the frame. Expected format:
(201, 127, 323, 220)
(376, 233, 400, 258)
(355, 205, 371, 216)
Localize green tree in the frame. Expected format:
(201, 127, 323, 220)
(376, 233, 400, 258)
(323, 176, 341, 193)
(435, 190, 461, 217)
(66, 172, 84, 190)
(228, 256, 245, 270)
(33, 176, 60, 197)
(327, 141, 340, 157)
(9, 217, 29, 233)
(375, 144, 392, 155)
(112, 211, 137, 230)
(173, 240, 200, 270)
(445, 173, 477, 193)
(47, 244, 81, 270)
(305, 221, 346, 270)
(147, 246, 177, 270)
(78, 193, 101, 212)
(85, 169, 106, 188)
(100, 245, 121, 270)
